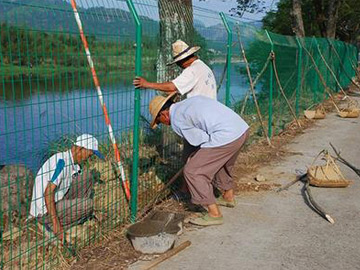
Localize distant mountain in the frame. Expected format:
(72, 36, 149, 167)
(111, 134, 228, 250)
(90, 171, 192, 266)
(194, 19, 206, 29)
(194, 20, 263, 52)
(0, 0, 159, 39)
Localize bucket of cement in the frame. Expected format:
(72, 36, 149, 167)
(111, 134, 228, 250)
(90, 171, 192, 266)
(127, 211, 184, 254)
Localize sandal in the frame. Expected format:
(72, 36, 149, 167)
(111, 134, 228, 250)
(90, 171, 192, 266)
(189, 213, 223, 226)
(216, 196, 236, 208)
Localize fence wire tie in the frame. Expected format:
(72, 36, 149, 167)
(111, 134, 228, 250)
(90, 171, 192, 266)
(270, 51, 275, 60)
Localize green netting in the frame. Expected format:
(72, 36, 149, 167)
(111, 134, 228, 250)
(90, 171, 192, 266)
(0, 0, 359, 269)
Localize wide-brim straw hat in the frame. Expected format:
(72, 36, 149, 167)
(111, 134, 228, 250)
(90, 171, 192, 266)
(167, 39, 200, 66)
(149, 92, 177, 129)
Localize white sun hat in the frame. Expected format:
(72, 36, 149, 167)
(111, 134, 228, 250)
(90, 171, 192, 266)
(75, 134, 105, 160)
(167, 39, 201, 66)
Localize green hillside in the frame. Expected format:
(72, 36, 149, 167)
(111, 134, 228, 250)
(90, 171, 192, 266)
(0, 0, 159, 38)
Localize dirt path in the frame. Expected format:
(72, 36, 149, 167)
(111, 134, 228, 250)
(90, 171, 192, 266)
(130, 101, 360, 270)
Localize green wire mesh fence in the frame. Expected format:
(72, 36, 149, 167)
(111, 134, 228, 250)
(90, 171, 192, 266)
(0, 0, 358, 268)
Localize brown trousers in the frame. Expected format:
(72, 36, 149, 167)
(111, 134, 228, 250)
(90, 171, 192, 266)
(183, 132, 248, 205)
(39, 170, 94, 230)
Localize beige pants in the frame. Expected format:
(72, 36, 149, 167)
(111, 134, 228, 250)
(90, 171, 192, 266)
(39, 170, 94, 230)
(183, 132, 248, 205)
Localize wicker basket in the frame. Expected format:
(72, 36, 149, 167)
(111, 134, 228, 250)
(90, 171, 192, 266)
(304, 109, 326, 119)
(338, 108, 360, 118)
(307, 152, 351, 188)
(338, 97, 359, 118)
(304, 105, 326, 119)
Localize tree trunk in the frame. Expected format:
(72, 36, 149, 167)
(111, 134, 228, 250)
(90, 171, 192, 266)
(312, 0, 327, 37)
(312, 0, 342, 38)
(157, 0, 194, 82)
(326, 0, 341, 38)
(292, 0, 305, 37)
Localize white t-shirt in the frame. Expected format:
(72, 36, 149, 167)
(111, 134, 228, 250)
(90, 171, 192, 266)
(172, 59, 217, 100)
(30, 150, 80, 217)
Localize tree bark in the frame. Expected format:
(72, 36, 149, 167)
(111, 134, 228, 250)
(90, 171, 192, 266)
(326, 0, 341, 38)
(312, 0, 342, 38)
(292, 0, 305, 37)
(312, 0, 327, 37)
(157, 0, 194, 82)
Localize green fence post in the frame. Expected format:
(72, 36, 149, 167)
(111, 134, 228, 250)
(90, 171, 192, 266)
(351, 45, 356, 78)
(220, 12, 232, 107)
(295, 37, 303, 117)
(312, 37, 321, 102)
(265, 30, 274, 138)
(127, 0, 142, 222)
(327, 39, 340, 91)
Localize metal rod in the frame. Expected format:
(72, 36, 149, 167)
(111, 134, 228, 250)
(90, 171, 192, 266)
(127, 0, 142, 222)
(220, 12, 232, 107)
(265, 30, 274, 138)
(235, 25, 271, 146)
(295, 37, 303, 117)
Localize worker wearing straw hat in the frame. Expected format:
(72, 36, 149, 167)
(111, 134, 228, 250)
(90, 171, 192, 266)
(133, 39, 217, 100)
(29, 134, 104, 242)
(148, 93, 249, 226)
(134, 40, 218, 199)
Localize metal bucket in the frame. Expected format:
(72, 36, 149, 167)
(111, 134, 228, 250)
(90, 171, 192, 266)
(127, 211, 184, 254)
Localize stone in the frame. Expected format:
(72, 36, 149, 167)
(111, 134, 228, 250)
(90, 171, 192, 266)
(255, 174, 267, 182)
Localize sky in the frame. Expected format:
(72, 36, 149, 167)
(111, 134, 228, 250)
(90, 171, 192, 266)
(71, 0, 279, 26)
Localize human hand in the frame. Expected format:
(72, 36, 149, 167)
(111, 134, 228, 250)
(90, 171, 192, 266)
(133, 76, 148, 89)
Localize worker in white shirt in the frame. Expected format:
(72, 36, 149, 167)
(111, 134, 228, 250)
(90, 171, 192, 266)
(133, 40, 218, 200)
(133, 39, 217, 100)
(30, 134, 104, 242)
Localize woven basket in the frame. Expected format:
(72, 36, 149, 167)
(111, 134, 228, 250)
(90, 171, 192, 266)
(338, 97, 359, 118)
(304, 109, 326, 119)
(338, 108, 360, 118)
(304, 104, 326, 119)
(307, 152, 351, 188)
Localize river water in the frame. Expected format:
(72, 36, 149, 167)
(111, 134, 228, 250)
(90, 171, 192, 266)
(0, 64, 249, 171)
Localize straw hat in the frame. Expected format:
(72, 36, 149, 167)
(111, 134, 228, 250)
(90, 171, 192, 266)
(149, 92, 177, 129)
(167, 40, 200, 65)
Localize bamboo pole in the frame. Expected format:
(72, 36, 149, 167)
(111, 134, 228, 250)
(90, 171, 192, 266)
(315, 41, 350, 97)
(235, 25, 272, 146)
(271, 53, 302, 128)
(240, 55, 271, 115)
(327, 39, 360, 90)
(299, 40, 341, 113)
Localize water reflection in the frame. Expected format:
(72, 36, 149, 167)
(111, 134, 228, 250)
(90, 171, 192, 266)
(0, 64, 248, 171)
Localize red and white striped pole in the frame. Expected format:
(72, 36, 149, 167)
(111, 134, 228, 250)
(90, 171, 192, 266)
(70, 0, 131, 200)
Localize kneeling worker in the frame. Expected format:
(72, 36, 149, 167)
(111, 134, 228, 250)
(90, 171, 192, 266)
(30, 134, 104, 241)
(149, 93, 249, 226)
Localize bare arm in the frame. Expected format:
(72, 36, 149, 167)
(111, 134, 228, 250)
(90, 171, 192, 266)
(133, 76, 177, 93)
(44, 183, 63, 242)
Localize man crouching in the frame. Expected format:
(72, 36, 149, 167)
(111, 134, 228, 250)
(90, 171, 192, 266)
(30, 134, 104, 241)
(149, 93, 249, 226)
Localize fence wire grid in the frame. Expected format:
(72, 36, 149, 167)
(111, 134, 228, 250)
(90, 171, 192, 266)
(0, 0, 358, 269)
